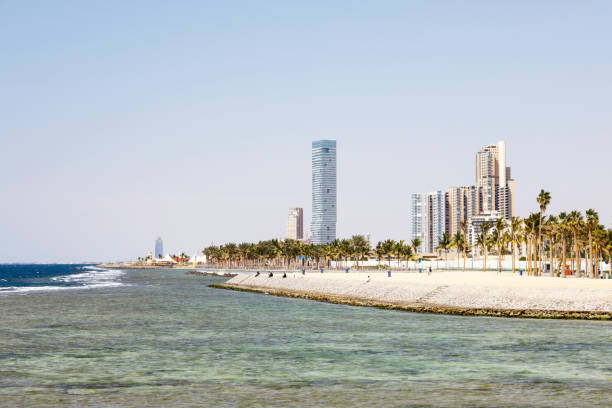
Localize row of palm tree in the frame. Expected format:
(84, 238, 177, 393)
(201, 191, 611, 277)
(438, 190, 612, 278)
(202, 235, 374, 270)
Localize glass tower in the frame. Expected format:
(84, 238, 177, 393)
(154, 237, 163, 258)
(311, 140, 336, 245)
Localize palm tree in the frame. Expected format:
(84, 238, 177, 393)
(452, 231, 466, 272)
(557, 212, 570, 276)
(411, 238, 422, 268)
(400, 242, 413, 268)
(393, 240, 406, 269)
(523, 214, 540, 276)
(437, 233, 451, 269)
(492, 217, 507, 274)
(374, 241, 385, 264)
(509, 217, 522, 274)
(477, 221, 491, 272)
(544, 215, 558, 276)
(585, 209, 599, 278)
(411, 238, 422, 257)
(568, 210, 584, 277)
(460, 220, 469, 272)
(351, 235, 369, 269)
(537, 189, 551, 275)
(380, 239, 396, 268)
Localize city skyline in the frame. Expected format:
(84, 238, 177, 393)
(412, 141, 515, 253)
(2, 2, 611, 262)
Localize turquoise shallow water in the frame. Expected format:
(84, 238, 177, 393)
(1, 268, 612, 407)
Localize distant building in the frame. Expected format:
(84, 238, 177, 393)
(286, 207, 304, 240)
(467, 211, 503, 251)
(427, 190, 446, 253)
(410, 193, 428, 253)
(311, 140, 337, 245)
(154, 237, 163, 258)
(475, 141, 514, 219)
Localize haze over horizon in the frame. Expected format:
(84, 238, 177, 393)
(1, 1, 611, 263)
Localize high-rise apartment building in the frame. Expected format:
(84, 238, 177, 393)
(410, 141, 515, 253)
(285, 207, 304, 240)
(154, 237, 163, 258)
(445, 187, 461, 237)
(410, 193, 428, 253)
(427, 190, 446, 253)
(311, 140, 337, 245)
(475, 141, 514, 219)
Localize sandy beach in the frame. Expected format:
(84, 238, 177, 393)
(215, 270, 612, 319)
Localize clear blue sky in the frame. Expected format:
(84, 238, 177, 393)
(1, 1, 610, 262)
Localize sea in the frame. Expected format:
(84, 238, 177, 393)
(1, 264, 611, 407)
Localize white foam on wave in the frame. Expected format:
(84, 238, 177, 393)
(1, 268, 127, 295)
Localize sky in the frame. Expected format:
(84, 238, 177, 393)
(1, 1, 611, 262)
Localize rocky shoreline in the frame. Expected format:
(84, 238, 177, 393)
(211, 282, 612, 320)
(210, 271, 612, 320)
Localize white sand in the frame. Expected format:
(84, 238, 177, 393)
(226, 271, 612, 312)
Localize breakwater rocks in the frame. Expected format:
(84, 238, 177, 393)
(210, 283, 612, 320)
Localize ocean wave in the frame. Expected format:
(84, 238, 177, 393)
(1, 268, 126, 295)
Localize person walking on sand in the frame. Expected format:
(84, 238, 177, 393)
(365, 275, 371, 283)
(428, 266, 432, 276)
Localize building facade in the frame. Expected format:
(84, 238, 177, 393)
(427, 190, 446, 253)
(311, 140, 337, 245)
(285, 207, 304, 240)
(475, 141, 514, 219)
(154, 237, 163, 258)
(410, 193, 428, 253)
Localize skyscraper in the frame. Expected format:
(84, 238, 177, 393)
(286, 207, 304, 240)
(410, 193, 427, 253)
(427, 190, 446, 253)
(475, 141, 514, 219)
(154, 237, 163, 258)
(311, 140, 337, 245)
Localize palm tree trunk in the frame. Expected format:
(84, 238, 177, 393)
(589, 232, 594, 278)
(483, 247, 487, 272)
(574, 233, 580, 278)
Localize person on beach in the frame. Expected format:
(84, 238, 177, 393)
(255, 271, 260, 277)
(282, 272, 287, 278)
(268, 272, 273, 277)
(365, 275, 371, 283)
(428, 266, 432, 275)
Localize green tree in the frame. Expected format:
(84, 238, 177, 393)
(436, 233, 451, 269)
(452, 231, 466, 272)
(537, 189, 551, 275)
(585, 209, 599, 278)
(351, 235, 370, 269)
(509, 217, 523, 274)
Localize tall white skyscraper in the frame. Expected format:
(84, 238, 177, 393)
(311, 140, 337, 245)
(286, 207, 304, 240)
(410, 193, 428, 253)
(154, 237, 163, 258)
